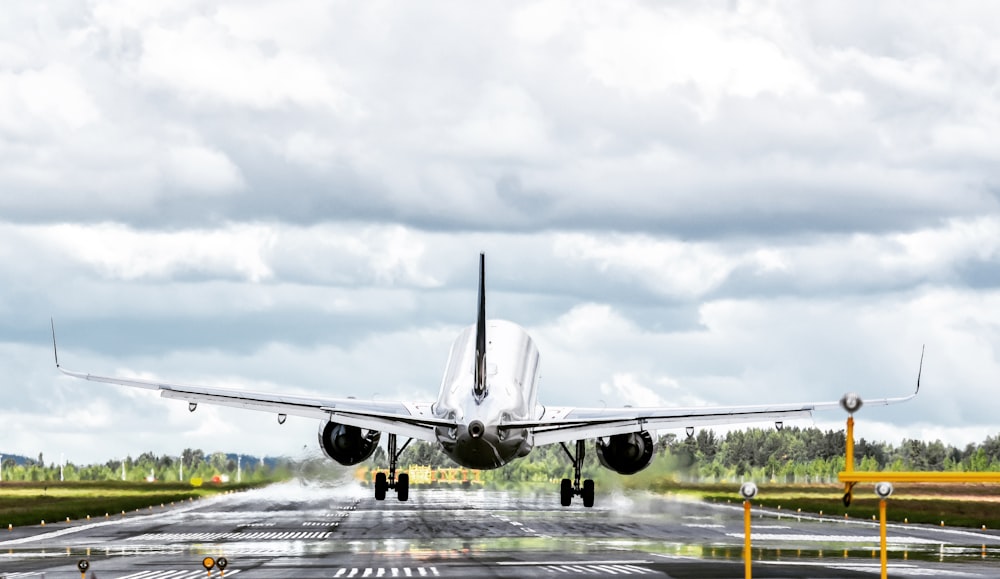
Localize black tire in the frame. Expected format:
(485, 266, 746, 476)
(582, 479, 595, 508)
(397, 473, 410, 502)
(560, 478, 572, 507)
(375, 472, 387, 501)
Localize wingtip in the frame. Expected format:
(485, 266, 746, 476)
(915, 344, 925, 395)
(50, 317, 60, 368)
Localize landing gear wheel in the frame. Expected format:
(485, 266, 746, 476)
(582, 479, 595, 508)
(374, 472, 387, 501)
(559, 440, 596, 507)
(397, 473, 409, 502)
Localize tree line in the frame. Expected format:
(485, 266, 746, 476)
(0, 449, 292, 483)
(370, 427, 1000, 485)
(6, 427, 1000, 485)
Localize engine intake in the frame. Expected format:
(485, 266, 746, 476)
(318, 421, 381, 465)
(596, 431, 654, 475)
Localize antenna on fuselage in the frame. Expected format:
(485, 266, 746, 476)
(473, 253, 488, 400)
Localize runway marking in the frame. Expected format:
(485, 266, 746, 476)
(763, 560, 983, 577)
(127, 531, 332, 542)
(118, 570, 241, 578)
(727, 532, 943, 544)
(500, 560, 654, 574)
(333, 568, 439, 577)
(541, 564, 652, 574)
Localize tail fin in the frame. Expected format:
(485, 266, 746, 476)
(474, 253, 487, 400)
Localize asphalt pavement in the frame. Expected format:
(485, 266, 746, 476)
(2, 477, 1000, 578)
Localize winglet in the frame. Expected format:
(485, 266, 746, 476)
(473, 253, 487, 400)
(915, 344, 924, 395)
(50, 317, 60, 368)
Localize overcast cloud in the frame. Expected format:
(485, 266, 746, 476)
(3, 1, 1000, 463)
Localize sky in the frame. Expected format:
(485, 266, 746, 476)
(2, 0, 1000, 465)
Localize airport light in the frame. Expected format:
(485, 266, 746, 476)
(875, 482, 894, 579)
(739, 482, 758, 579)
(77, 559, 90, 579)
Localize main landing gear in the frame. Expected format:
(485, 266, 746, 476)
(375, 433, 411, 502)
(559, 440, 595, 507)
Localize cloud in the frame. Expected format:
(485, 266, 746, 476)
(3, 1, 1000, 464)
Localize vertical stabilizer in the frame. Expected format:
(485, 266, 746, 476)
(474, 253, 487, 400)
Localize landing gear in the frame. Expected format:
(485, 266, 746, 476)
(558, 440, 595, 507)
(374, 433, 412, 502)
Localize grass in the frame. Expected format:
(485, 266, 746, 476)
(646, 480, 1000, 529)
(0, 481, 263, 528)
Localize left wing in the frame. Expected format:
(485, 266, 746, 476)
(56, 365, 450, 442)
(52, 323, 453, 443)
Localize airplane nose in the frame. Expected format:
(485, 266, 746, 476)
(468, 420, 485, 439)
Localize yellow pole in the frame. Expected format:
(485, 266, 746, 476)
(846, 416, 855, 473)
(880, 498, 887, 579)
(843, 416, 855, 502)
(744, 500, 752, 579)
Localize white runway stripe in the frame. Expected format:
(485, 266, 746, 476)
(118, 570, 241, 578)
(543, 564, 654, 575)
(332, 568, 439, 577)
(127, 531, 331, 542)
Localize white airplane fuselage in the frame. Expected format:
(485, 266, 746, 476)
(432, 319, 540, 469)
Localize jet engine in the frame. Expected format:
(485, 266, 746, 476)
(596, 431, 654, 475)
(318, 421, 381, 465)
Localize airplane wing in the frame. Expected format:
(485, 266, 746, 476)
(56, 365, 451, 442)
(514, 347, 925, 446)
(50, 316, 453, 443)
(509, 392, 916, 446)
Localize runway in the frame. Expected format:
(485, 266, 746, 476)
(3, 478, 1000, 578)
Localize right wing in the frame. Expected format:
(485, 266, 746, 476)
(508, 347, 924, 446)
(511, 392, 917, 446)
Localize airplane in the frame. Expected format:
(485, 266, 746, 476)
(52, 253, 920, 507)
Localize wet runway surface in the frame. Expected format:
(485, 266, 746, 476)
(3, 479, 1000, 578)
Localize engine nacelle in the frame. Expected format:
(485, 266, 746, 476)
(318, 421, 381, 465)
(596, 431, 654, 475)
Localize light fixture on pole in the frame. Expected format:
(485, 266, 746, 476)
(739, 482, 758, 579)
(875, 482, 894, 579)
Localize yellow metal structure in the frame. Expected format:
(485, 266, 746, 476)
(841, 471, 1000, 484)
(879, 499, 887, 579)
(839, 414, 1000, 503)
(743, 500, 752, 579)
(360, 466, 484, 485)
